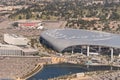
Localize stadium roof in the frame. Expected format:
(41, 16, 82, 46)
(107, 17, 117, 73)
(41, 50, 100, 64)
(40, 29, 120, 52)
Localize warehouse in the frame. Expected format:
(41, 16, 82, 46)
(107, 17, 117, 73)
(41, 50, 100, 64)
(0, 43, 38, 56)
(0, 43, 23, 56)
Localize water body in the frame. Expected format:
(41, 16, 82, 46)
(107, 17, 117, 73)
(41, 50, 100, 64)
(28, 63, 120, 80)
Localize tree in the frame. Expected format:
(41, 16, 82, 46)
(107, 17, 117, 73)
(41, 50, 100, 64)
(12, 22, 18, 27)
(26, 14, 30, 19)
(110, 12, 120, 20)
(18, 15, 22, 19)
(36, 14, 39, 18)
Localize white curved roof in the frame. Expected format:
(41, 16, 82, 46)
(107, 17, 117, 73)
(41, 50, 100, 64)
(40, 29, 120, 52)
(4, 34, 29, 46)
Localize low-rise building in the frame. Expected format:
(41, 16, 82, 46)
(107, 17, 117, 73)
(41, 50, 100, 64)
(17, 20, 42, 29)
(81, 17, 100, 21)
(4, 34, 29, 46)
(2, 34, 38, 56)
(0, 43, 22, 56)
(93, 0, 104, 4)
(0, 43, 38, 56)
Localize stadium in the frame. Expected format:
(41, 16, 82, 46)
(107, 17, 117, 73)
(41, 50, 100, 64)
(40, 29, 120, 60)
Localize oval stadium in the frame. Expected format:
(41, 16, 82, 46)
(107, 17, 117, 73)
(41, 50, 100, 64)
(40, 29, 120, 59)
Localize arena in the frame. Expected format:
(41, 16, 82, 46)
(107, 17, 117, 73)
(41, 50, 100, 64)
(40, 29, 120, 60)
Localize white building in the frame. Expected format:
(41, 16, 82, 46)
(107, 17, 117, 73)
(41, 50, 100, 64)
(4, 34, 29, 46)
(93, 0, 104, 5)
(0, 43, 23, 56)
(16, 20, 43, 29)
(0, 43, 38, 56)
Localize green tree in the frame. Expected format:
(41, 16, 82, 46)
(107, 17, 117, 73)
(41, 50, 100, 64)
(26, 14, 30, 19)
(12, 22, 18, 27)
(110, 12, 120, 20)
(18, 15, 22, 19)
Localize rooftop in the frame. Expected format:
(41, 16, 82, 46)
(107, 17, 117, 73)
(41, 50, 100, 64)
(0, 43, 21, 50)
(41, 29, 120, 52)
(4, 34, 25, 38)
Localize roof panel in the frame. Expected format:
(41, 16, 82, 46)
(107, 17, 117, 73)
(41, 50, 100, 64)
(40, 29, 120, 52)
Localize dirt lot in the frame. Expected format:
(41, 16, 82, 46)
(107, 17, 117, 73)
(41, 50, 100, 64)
(0, 20, 66, 43)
